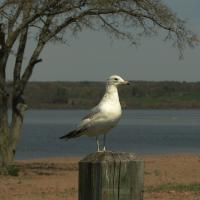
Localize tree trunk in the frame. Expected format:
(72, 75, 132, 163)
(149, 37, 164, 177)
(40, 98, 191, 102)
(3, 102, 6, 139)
(0, 143, 14, 167)
(0, 94, 11, 166)
(0, 23, 11, 166)
(9, 99, 27, 162)
(0, 94, 27, 167)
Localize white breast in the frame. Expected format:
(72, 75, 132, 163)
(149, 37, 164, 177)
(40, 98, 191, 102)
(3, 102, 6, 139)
(79, 83, 123, 137)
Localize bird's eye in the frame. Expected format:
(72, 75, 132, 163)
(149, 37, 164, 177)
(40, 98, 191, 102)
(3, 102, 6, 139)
(114, 78, 118, 81)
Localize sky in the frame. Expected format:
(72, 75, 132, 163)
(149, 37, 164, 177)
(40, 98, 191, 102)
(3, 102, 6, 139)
(7, 0, 200, 82)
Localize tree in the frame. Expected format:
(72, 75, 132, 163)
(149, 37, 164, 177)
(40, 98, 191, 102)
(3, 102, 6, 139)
(0, 0, 199, 167)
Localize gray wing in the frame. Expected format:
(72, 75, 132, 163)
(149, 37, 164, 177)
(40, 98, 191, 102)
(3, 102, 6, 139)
(82, 105, 101, 120)
(60, 106, 103, 140)
(78, 105, 102, 129)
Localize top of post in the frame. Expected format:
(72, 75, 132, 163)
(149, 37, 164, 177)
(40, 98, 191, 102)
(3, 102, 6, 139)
(80, 151, 138, 163)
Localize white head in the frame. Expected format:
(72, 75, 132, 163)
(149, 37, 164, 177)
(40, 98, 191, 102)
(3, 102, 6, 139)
(107, 75, 130, 86)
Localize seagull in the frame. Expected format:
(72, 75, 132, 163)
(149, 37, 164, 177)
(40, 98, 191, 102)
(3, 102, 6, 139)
(60, 75, 130, 152)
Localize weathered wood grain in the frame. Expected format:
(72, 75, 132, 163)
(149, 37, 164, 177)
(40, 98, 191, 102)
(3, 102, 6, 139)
(79, 151, 144, 200)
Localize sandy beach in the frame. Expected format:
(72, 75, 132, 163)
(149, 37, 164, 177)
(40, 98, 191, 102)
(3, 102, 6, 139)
(0, 154, 200, 200)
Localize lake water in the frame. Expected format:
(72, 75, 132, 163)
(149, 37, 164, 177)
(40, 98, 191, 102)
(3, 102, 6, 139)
(15, 109, 200, 160)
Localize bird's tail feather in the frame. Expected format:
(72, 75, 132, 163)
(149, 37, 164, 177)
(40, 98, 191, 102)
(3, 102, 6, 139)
(59, 128, 86, 140)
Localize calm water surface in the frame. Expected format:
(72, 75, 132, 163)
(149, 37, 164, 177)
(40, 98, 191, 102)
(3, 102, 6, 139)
(15, 109, 200, 160)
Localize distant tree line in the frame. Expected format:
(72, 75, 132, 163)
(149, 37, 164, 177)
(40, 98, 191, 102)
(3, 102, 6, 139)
(19, 81, 200, 109)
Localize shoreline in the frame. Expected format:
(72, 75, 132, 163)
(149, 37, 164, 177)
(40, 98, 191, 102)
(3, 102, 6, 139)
(14, 151, 200, 161)
(15, 107, 200, 110)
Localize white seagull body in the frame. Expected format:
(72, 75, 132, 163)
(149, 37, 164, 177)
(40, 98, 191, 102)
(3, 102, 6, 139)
(60, 75, 129, 151)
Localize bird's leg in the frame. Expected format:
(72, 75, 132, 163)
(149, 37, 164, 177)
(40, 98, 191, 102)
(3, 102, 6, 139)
(96, 136, 100, 152)
(103, 134, 106, 152)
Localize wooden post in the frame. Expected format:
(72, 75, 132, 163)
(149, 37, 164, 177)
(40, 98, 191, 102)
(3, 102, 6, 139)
(79, 151, 144, 200)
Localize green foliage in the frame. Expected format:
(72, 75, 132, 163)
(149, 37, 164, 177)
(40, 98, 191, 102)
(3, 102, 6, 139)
(153, 169, 161, 176)
(0, 165, 19, 176)
(7, 165, 19, 176)
(146, 183, 200, 193)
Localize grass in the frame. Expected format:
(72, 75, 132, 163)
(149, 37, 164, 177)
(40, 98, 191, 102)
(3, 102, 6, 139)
(146, 183, 200, 194)
(153, 169, 161, 176)
(0, 165, 19, 176)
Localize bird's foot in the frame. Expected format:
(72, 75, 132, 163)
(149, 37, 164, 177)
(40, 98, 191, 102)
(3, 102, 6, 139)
(96, 147, 106, 153)
(97, 147, 101, 152)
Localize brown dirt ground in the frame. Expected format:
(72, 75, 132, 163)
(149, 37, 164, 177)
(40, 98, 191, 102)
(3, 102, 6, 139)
(0, 154, 200, 200)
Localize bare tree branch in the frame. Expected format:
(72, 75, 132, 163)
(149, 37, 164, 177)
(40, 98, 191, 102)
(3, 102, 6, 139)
(6, 0, 59, 48)
(98, 14, 130, 39)
(8, 2, 23, 33)
(0, 0, 16, 12)
(0, 24, 5, 52)
(13, 6, 30, 82)
(20, 15, 54, 87)
(20, 42, 44, 90)
(0, 23, 6, 85)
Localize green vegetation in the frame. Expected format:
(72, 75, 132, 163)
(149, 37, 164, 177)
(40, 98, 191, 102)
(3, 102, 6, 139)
(17, 81, 200, 109)
(0, 165, 19, 176)
(145, 183, 200, 193)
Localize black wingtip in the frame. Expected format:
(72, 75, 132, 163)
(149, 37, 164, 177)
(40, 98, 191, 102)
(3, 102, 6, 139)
(59, 130, 77, 140)
(59, 135, 67, 139)
(59, 128, 85, 141)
